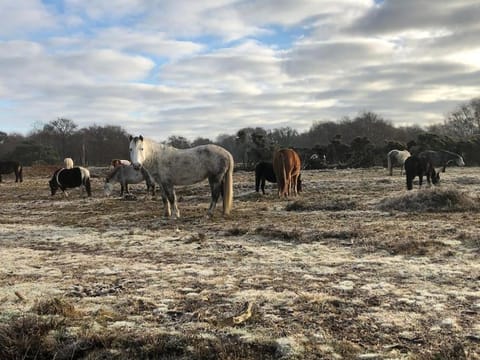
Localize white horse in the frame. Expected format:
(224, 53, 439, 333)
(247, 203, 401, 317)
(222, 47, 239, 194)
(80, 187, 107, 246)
(63, 157, 74, 169)
(129, 135, 234, 218)
(387, 149, 411, 176)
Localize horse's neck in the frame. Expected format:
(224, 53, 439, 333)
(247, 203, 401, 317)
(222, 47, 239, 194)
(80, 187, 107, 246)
(107, 166, 120, 180)
(144, 141, 177, 166)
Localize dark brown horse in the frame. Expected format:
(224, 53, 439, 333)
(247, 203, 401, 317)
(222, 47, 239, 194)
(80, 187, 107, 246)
(404, 155, 440, 190)
(0, 160, 23, 182)
(255, 161, 302, 194)
(272, 149, 301, 198)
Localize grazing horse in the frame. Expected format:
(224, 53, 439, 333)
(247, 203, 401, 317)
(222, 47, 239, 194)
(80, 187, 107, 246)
(387, 149, 411, 176)
(129, 135, 234, 218)
(418, 150, 465, 173)
(49, 167, 91, 197)
(404, 156, 440, 190)
(63, 157, 74, 169)
(104, 165, 156, 197)
(255, 161, 302, 194)
(272, 149, 301, 198)
(0, 160, 23, 182)
(111, 159, 131, 167)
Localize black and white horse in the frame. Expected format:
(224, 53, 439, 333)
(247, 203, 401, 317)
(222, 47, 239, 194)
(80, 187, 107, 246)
(49, 167, 91, 197)
(404, 156, 440, 190)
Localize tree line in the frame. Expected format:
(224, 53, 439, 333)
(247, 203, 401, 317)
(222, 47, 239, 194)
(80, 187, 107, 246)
(1, 97, 480, 168)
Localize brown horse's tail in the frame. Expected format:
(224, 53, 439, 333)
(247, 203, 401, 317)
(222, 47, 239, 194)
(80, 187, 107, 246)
(222, 152, 234, 215)
(280, 152, 288, 197)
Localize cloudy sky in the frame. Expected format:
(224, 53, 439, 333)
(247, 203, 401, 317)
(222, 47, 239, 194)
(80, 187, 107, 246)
(1, 0, 480, 141)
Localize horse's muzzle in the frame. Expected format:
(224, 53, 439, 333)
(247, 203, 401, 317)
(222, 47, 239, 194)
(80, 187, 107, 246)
(132, 163, 142, 170)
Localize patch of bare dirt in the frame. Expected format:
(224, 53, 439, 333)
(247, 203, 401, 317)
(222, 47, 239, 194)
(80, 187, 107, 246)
(0, 166, 479, 359)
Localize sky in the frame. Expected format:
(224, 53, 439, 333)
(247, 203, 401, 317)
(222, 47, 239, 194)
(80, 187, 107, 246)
(1, 0, 480, 142)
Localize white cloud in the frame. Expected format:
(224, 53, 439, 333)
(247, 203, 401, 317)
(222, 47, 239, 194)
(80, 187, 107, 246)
(0, 0, 56, 36)
(1, 0, 480, 140)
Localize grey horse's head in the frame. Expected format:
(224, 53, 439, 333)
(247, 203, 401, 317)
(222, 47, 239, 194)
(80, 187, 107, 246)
(129, 135, 144, 170)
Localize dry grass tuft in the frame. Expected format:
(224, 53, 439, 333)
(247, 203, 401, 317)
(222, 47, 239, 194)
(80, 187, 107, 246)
(377, 187, 479, 212)
(456, 232, 480, 252)
(286, 199, 357, 212)
(388, 239, 447, 256)
(414, 341, 467, 360)
(0, 314, 62, 359)
(0, 314, 278, 360)
(31, 297, 77, 317)
(254, 226, 303, 242)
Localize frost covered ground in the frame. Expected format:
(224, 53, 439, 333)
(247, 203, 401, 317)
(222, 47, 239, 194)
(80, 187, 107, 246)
(0, 165, 479, 359)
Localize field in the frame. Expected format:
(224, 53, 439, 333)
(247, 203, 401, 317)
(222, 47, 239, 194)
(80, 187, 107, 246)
(0, 165, 479, 359)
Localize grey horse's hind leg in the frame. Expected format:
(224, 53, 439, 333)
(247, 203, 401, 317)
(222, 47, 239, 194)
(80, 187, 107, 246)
(207, 176, 223, 216)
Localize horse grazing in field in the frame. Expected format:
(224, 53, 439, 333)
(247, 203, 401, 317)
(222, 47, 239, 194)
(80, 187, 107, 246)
(255, 161, 302, 194)
(418, 150, 465, 173)
(49, 167, 91, 197)
(404, 156, 440, 190)
(104, 165, 156, 197)
(63, 157, 74, 169)
(111, 159, 131, 167)
(272, 149, 301, 198)
(129, 135, 234, 218)
(0, 160, 23, 182)
(387, 149, 411, 176)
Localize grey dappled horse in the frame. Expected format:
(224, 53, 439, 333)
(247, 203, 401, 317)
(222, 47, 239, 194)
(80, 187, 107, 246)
(387, 149, 411, 176)
(129, 135, 234, 218)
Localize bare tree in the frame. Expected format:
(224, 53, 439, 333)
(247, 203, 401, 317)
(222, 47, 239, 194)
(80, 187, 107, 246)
(442, 97, 480, 138)
(167, 136, 191, 149)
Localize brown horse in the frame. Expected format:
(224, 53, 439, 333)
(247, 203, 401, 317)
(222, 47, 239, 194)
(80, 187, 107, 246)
(272, 149, 301, 198)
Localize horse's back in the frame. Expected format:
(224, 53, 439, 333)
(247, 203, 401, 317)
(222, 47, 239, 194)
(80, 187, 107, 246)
(120, 165, 148, 183)
(0, 160, 20, 173)
(255, 161, 276, 182)
(157, 144, 232, 184)
(418, 150, 442, 165)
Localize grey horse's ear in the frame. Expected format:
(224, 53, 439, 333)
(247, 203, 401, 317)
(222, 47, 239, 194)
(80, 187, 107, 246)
(129, 135, 133, 141)
(139, 135, 143, 141)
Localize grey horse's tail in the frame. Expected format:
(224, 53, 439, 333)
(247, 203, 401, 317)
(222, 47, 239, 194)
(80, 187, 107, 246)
(222, 152, 234, 215)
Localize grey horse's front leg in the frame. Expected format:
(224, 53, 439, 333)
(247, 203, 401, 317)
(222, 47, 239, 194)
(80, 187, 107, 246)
(141, 167, 156, 196)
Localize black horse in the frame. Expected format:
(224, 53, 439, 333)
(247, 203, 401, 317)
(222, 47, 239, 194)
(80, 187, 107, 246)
(0, 160, 23, 182)
(404, 155, 440, 190)
(255, 161, 302, 194)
